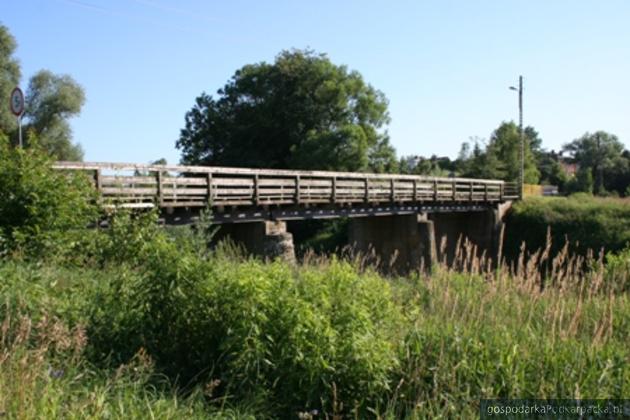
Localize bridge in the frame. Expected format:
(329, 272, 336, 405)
(53, 161, 519, 272)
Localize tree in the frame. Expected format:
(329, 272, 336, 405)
(455, 123, 539, 183)
(399, 154, 452, 176)
(537, 150, 569, 189)
(0, 24, 21, 135)
(177, 49, 397, 172)
(24, 70, 85, 161)
(563, 131, 624, 195)
(488, 122, 539, 183)
(0, 24, 85, 160)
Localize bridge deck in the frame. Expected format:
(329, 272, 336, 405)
(53, 162, 519, 214)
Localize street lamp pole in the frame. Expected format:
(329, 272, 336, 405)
(510, 76, 524, 198)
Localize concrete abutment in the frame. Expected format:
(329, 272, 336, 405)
(348, 214, 437, 274)
(212, 203, 511, 272)
(213, 220, 296, 263)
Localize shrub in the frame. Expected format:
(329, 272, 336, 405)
(0, 135, 97, 258)
(504, 196, 630, 260)
(88, 237, 403, 415)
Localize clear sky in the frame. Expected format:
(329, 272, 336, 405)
(2, 0, 629, 164)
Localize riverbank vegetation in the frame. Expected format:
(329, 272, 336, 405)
(1, 138, 629, 418)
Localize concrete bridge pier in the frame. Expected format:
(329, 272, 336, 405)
(213, 220, 296, 263)
(348, 214, 437, 274)
(428, 202, 511, 266)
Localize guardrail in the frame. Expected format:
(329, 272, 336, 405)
(53, 161, 520, 209)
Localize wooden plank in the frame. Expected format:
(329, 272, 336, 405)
(101, 187, 157, 195)
(162, 177, 208, 186)
(162, 187, 208, 195)
(100, 176, 157, 185)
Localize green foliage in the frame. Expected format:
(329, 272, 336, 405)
(2, 248, 629, 418)
(505, 195, 630, 261)
(563, 131, 624, 195)
(90, 240, 402, 414)
(0, 25, 85, 160)
(177, 49, 397, 173)
(0, 135, 97, 258)
(24, 70, 86, 161)
(457, 122, 539, 182)
(604, 247, 630, 292)
(0, 24, 21, 135)
(398, 154, 452, 176)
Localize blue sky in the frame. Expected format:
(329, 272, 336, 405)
(2, 0, 629, 164)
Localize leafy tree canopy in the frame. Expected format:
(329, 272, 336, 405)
(456, 122, 539, 183)
(0, 24, 84, 160)
(25, 70, 85, 161)
(177, 49, 397, 172)
(563, 131, 623, 194)
(0, 24, 21, 134)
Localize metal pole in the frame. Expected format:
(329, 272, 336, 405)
(18, 115, 22, 148)
(518, 75, 524, 199)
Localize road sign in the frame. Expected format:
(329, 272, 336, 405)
(10, 87, 24, 116)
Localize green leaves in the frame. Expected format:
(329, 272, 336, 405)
(0, 136, 97, 258)
(177, 49, 397, 173)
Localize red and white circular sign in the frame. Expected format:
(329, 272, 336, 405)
(10, 87, 24, 116)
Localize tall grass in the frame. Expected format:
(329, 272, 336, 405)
(0, 211, 629, 418)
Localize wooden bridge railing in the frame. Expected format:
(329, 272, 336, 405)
(53, 161, 520, 209)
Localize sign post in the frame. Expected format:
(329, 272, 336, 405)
(10, 87, 25, 148)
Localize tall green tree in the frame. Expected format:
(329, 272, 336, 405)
(563, 131, 624, 195)
(0, 24, 21, 135)
(0, 24, 85, 160)
(177, 49, 397, 172)
(456, 123, 539, 183)
(488, 122, 539, 183)
(24, 70, 85, 161)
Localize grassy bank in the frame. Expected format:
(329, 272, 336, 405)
(1, 235, 628, 418)
(504, 194, 630, 260)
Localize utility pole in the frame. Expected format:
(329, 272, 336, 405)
(510, 76, 524, 198)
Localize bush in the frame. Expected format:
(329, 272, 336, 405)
(0, 135, 97, 258)
(88, 233, 403, 415)
(504, 195, 630, 260)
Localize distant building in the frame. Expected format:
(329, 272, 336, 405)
(559, 161, 579, 177)
(557, 152, 579, 176)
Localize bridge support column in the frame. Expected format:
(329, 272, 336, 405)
(214, 221, 295, 263)
(428, 203, 511, 266)
(348, 214, 436, 274)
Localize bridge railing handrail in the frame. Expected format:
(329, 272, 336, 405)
(53, 161, 519, 209)
(53, 161, 507, 184)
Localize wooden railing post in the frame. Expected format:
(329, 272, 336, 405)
(433, 179, 438, 201)
(364, 178, 369, 203)
(452, 180, 457, 201)
(93, 169, 102, 192)
(254, 174, 260, 205)
(413, 179, 418, 202)
(332, 177, 337, 203)
(484, 183, 488, 201)
(206, 172, 213, 203)
(500, 182, 504, 201)
(156, 170, 163, 205)
(295, 175, 301, 205)
(390, 178, 395, 202)
(469, 181, 473, 201)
